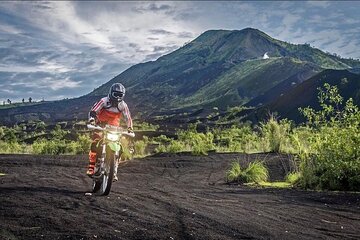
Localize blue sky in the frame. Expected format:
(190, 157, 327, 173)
(0, 1, 359, 102)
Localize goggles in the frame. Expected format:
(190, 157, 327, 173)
(112, 92, 124, 99)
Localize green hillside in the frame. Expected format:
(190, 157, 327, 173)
(90, 28, 358, 114)
(179, 57, 320, 108)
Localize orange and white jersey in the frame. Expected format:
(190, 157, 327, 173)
(89, 96, 133, 128)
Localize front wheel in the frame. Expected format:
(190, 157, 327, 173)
(93, 150, 115, 196)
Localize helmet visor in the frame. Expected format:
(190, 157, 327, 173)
(112, 92, 123, 99)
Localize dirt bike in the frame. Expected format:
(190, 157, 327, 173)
(87, 124, 135, 196)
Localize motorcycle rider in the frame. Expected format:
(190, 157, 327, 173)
(87, 83, 133, 181)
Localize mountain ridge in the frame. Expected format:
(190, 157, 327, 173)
(0, 28, 359, 125)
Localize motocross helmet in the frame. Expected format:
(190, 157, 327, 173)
(109, 83, 125, 103)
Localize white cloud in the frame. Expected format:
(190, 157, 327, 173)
(0, 22, 23, 34)
(7, 75, 81, 90)
(47, 77, 82, 90)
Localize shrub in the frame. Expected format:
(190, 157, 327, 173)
(178, 130, 215, 155)
(226, 160, 269, 184)
(190, 132, 214, 155)
(120, 137, 134, 160)
(154, 144, 167, 153)
(300, 125, 360, 190)
(152, 135, 171, 144)
(121, 146, 133, 161)
(214, 125, 260, 153)
(0, 141, 26, 153)
(299, 83, 344, 127)
(167, 140, 187, 153)
(243, 161, 269, 183)
(153, 126, 216, 155)
(134, 136, 149, 157)
(32, 139, 69, 155)
(298, 84, 360, 191)
(287, 126, 314, 155)
(75, 134, 92, 154)
(260, 116, 292, 153)
(226, 161, 242, 182)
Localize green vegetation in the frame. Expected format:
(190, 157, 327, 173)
(180, 57, 311, 108)
(0, 141, 29, 154)
(134, 136, 149, 158)
(155, 124, 215, 155)
(224, 83, 359, 191)
(153, 83, 359, 191)
(297, 83, 360, 191)
(213, 124, 261, 153)
(133, 121, 159, 131)
(0, 121, 147, 158)
(286, 172, 301, 185)
(226, 161, 242, 182)
(1, 83, 358, 192)
(260, 116, 292, 153)
(27, 125, 92, 155)
(226, 161, 269, 184)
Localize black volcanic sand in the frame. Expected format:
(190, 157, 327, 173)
(0, 153, 359, 240)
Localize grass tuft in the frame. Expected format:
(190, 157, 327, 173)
(242, 161, 269, 183)
(226, 160, 269, 184)
(226, 162, 242, 182)
(286, 172, 301, 185)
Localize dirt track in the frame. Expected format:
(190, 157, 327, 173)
(0, 153, 359, 240)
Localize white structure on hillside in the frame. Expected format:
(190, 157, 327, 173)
(263, 52, 269, 59)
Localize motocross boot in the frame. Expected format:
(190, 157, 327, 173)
(87, 151, 97, 177)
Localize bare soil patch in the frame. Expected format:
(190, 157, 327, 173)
(0, 153, 359, 240)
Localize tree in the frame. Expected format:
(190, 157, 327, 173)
(7, 99, 11, 104)
(29, 97, 32, 103)
(22, 98, 25, 103)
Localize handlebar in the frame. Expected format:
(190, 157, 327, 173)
(87, 124, 135, 138)
(87, 124, 104, 131)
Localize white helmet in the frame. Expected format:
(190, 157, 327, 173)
(109, 83, 125, 103)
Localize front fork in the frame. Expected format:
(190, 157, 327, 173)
(97, 143, 120, 176)
(100, 144, 107, 175)
(114, 150, 120, 177)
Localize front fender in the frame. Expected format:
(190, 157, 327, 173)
(108, 142, 121, 152)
